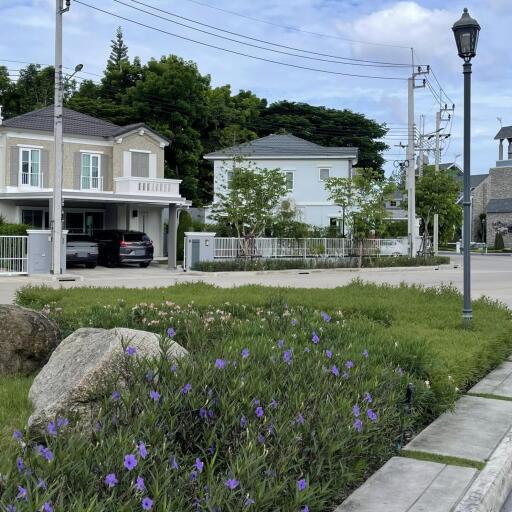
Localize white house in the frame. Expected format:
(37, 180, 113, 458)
(203, 134, 358, 228)
(0, 106, 190, 261)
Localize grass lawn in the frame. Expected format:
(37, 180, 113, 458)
(1, 281, 510, 510)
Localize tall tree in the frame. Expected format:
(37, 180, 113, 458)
(108, 27, 129, 70)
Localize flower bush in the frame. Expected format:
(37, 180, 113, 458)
(1, 300, 459, 511)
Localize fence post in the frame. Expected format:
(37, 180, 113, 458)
(303, 239, 307, 260)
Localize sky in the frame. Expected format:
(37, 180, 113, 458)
(1, 0, 510, 176)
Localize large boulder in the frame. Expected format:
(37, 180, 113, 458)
(28, 327, 188, 435)
(0, 305, 60, 375)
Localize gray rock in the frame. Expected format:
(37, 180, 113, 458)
(28, 327, 187, 435)
(0, 304, 60, 375)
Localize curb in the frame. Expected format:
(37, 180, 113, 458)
(454, 427, 512, 512)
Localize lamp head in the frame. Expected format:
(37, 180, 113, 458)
(452, 8, 480, 62)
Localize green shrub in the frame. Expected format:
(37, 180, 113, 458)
(192, 256, 450, 272)
(0, 223, 29, 236)
(495, 232, 505, 250)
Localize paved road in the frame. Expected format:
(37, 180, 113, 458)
(2, 253, 512, 307)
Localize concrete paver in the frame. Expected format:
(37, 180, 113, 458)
(405, 396, 512, 463)
(470, 361, 512, 398)
(335, 457, 478, 512)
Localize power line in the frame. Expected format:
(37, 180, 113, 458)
(74, 1, 408, 81)
(429, 67, 455, 106)
(175, 0, 412, 49)
(116, 0, 411, 67)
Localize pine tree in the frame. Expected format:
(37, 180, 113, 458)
(108, 27, 129, 70)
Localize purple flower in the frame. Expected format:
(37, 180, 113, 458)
(297, 479, 308, 491)
(126, 346, 137, 356)
(135, 475, 145, 492)
(311, 332, 320, 344)
(295, 413, 305, 425)
(181, 383, 192, 395)
(37, 479, 47, 490)
(16, 486, 27, 501)
(138, 442, 148, 459)
(302, 507, 310, 512)
(321, 311, 331, 322)
(43, 502, 53, 512)
(241, 348, 250, 359)
(352, 405, 360, 417)
(167, 327, 176, 337)
(199, 408, 207, 420)
(363, 349, 369, 358)
(149, 390, 160, 402)
(325, 350, 333, 359)
(13, 430, 23, 441)
(124, 454, 138, 471)
(225, 478, 239, 490)
(190, 470, 198, 481)
(255, 406, 264, 418)
(364, 392, 373, 403)
(47, 421, 57, 437)
(6, 505, 16, 512)
(270, 399, 279, 409)
(331, 365, 340, 377)
(257, 433, 266, 444)
(345, 360, 354, 369)
(104, 473, 118, 488)
(342, 371, 349, 379)
(277, 339, 285, 349)
(195, 458, 204, 473)
(244, 497, 256, 507)
(397, 367, 404, 376)
(142, 497, 154, 510)
(170, 363, 177, 373)
(354, 418, 363, 433)
(169, 455, 179, 470)
(240, 416, 248, 428)
(283, 350, 293, 365)
(16, 457, 23, 473)
(112, 390, 121, 401)
(215, 358, 226, 369)
(57, 417, 69, 428)
(291, 319, 298, 326)
(367, 409, 378, 422)
(38, 445, 54, 462)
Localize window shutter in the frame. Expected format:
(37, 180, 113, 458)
(131, 152, 149, 177)
(10, 147, 19, 186)
(101, 154, 112, 191)
(41, 150, 49, 188)
(74, 152, 81, 189)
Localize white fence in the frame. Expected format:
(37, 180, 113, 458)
(0, 236, 28, 275)
(214, 237, 411, 259)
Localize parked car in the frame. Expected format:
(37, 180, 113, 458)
(66, 234, 98, 268)
(379, 239, 408, 257)
(93, 230, 154, 267)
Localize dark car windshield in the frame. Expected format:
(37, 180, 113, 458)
(123, 233, 150, 242)
(68, 235, 94, 242)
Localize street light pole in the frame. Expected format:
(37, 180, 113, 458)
(452, 7, 480, 328)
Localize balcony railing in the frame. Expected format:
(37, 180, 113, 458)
(114, 177, 182, 197)
(20, 172, 44, 188)
(81, 175, 103, 191)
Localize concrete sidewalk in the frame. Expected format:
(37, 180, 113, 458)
(336, 358, 512, 512)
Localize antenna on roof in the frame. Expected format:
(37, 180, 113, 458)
(497, 117, 503, 127)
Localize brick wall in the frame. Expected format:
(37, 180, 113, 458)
(471, 179, 488, 242)
(489, 166, 512, 199)
(487, 212, 512, 248)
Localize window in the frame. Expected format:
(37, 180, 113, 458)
(81, 153, 101, 190)
(22, 209, 48, 229)
(389, 201, 397, 207)
(319, 168, 331, 181)
(283, 171, 294, 191)
(226, 170, 234, 188)
(20, 148, 41, 187)
(131, 151, 150, 178)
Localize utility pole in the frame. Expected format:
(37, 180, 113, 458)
(52, 0, 69, 275)
(406, 65, 428, 257)
(434, 103, 455, 171)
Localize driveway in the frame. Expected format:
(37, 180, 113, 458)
(1, 253, 512, 308)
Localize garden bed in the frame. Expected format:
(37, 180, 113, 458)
(192, 255, 450, 272)
(1, 282, 511, 511)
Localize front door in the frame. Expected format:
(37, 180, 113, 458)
(138, 209, 149, 233)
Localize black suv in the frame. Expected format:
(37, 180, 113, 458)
(93, 230, 154, 268)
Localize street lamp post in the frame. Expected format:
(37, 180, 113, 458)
(452, 8, 480, 328)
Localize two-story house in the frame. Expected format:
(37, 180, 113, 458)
(203, 133, 358, 229)
(0, 106, 190, 260)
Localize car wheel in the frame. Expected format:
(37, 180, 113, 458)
(139, 262, 150, 268)
(85, 263, 97, 269)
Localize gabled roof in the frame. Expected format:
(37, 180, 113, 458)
(487, 198, 512, 213)
(1, 105, 169, 143)
(204, 133, 358, 159)
(439, 162, 463, 173)
(469, 173, 488, 188)
(495, 126, 512, 140)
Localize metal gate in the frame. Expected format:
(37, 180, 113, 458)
(0, 236, 28, 275)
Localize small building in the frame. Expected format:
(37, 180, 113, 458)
(0, 106, 190, 260)
(203, 133, 358, 229)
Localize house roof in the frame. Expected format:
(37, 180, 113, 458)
(487, 198, 512, 213)
(495, 126, 512, 140)
(1, 106, 169, 143)
(469, 173, 488, 188)
(204, 133, 358, 159)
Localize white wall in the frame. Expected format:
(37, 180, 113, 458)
(0, 201, 19, 223)
(212, 157, 352, 227)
